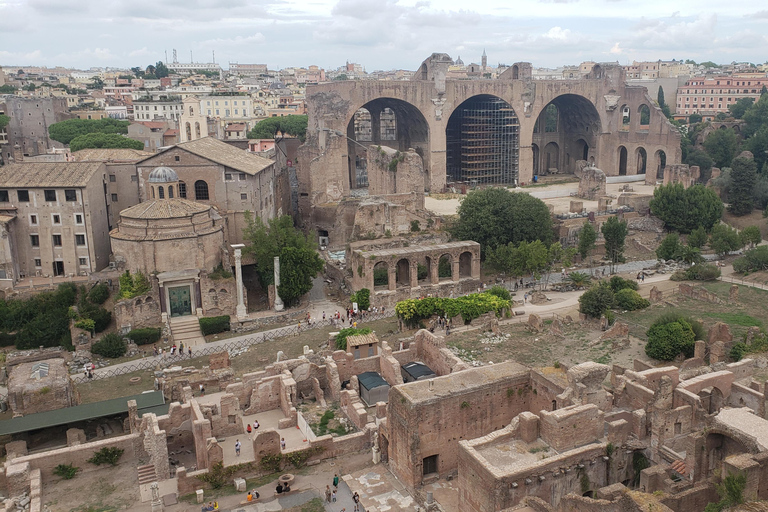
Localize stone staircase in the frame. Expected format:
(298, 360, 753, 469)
(137, 464, 157, 485)
(169, 315, 205, 347)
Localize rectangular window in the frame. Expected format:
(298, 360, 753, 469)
(79, 257, 88, 266)
(240, 193, 247, 200)
(30, 235, 39, 247)
(75, 234, 86, 246)
(225, 110, 230, 116)
(44, 190, 56, 202)
(131, 175, 138, 182)
(52, 214, 61, 224)
(239, 173, 246, 181)
(109, 175, 116, 182)
(52, 234, 62, 246)
(111, 194, 118, 202)
(0, 191, 8, 202)
(65, 189, 77, 201)
(75, 214, 83, 224)
(17, 190, 29, 202)
(423, 455, 438, 476)
(30, 215, 37, 225)
(34, 258, 41, 267)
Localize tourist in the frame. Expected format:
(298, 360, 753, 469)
(254, 419, 260, 430)
(246, 491, 253, 502)
(323, 311, 326, 320)
(188, 347, 192, 357)
(325, 485, 332, 502)
(199, 383, 205, 396)
(331, 489, 337, 502)
(179, 341, 184, 354)
(333, 473, 339, 489)
(280, 437, 286, 450)
(235, 439, 241, 456)
(353, 491, 361, 511)
(641, 273, 645, 283)
(251, 490, 259, 500)
(247, 423, 252, 435)
(275, 484, 283, 494)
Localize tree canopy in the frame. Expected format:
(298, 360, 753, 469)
(243, 214, 324, 307)
(246, 115, 307, 142)
(729, 97, 754, 119)
(70, 133, 144, 152)
(451, 188, 553, 258)
(703, 128, 739, 169)
(601, 216, 628, 269)
(49, 118, 130, 145)
(0, 114, 9, 131)
(728, 154, 758, 216)
(649, 183, 723, 233)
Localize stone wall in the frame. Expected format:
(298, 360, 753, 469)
(114, 292, 162, 331)
(200, 272, 238, 317)
(539, 404, 604, 452)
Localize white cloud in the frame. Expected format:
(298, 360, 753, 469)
(609, 42, 622, 54)
(129, 47, 152, 58)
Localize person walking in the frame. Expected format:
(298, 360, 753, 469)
(235, 439, 241, 456)
(280, 437, 286, 450)
(325, 485, 332, 503)
(331, 489, 337, 503)
(333, 473, 339, 489)
(353, 491, 361, 511)
(199, 383, 205, 396)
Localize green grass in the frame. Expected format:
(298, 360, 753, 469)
(697, 312, 763, 328)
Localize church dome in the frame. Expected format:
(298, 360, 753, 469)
(148, 166, 179, 183)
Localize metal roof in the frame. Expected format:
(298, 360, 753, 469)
(402, 362, 436, 380)
(0, 391, 166, 436)
(357, 371, 389, 391)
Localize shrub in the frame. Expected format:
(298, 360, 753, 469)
(395, 292, 511, 326)
(88, 283, 110, 305)
(90, 333, 127, 358)
(687, 226, 708, 249)
(578, 283, 615, 319)
(199, 316, 231, 336)
(74, 318, 95, 332)
(85, 307, 112, 333)
(335, 327, 372, 350)
(656, 233, 682, 261)
(487, 285, 511, 301)
(208, 263, 233, 280)
(53, 464, 79, 480)
(197, 462, 236, 489)
(685, 263, 721, 281)
(645, 317, 696, 361)
(350, 288, 371, 311)
(87, 447, 125, 466)
(410, 220, 421, 232)
(0, 332, 16, 347)
(733, 246, 768, 273)
(615, 289, 650, 311)
(730, 342, 748, 362)
(670, 270, 687, 281)
(127, 327, 162, 345)
(609, 276, 639, 293)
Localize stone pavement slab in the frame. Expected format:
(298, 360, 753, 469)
(344, 465, 418, 512)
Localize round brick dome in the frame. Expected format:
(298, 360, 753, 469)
(147, 166, 179, 183)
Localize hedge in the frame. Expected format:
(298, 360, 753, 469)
(127, 327, 162, 345)
(395, 292, 510, 327)
(199, 316, 231, 336)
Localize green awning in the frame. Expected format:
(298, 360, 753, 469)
(0, 391, 167, 436)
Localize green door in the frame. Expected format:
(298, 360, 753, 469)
(168, 286, 192, 317)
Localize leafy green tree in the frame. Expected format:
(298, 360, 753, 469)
(729, 97, 754, 119)
(657, 86, 671, 118)
(745, 126, 768, 175)
(243, 214, 324, 307)
(710, 224, 744, 257)
(685, 148, 714, 173)
(703, 128, 739, 168)
(733, 245, 768, 273)
(656, 233, 682, 260)
(333, 74, 348, 81)
(90, 333, 127, 358)
(154, 61, 169, 78)
(645, 317, 696, 361)
(488, 239, 549, 282)
(578, 282, 614, 319)
(246, 115, 308, 142)
(70, 133, 144, 152)
(728, 154, 758, 215)
(0, 84, 16, 94)
(650, 183, 723, 233)
(49, 118, 130, 145)
(687, 226, 708, 249)
(88, 77, 104, 90)
(608, 276, 638, 293)
(740, 225, 762, 248)
(577, 221, 597, 261)
(0, 114, 9, 131)
(131, 66, 144, 78)
(689, 113, 702, 124)
(452, 188, 553, 258)
(615, 289, 650, 311)
(743, 94, 768, 138)
(601, 216, 628, 271)
(351, 288, 371, 310)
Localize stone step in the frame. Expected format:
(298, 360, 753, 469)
(137, 464, 157, 485)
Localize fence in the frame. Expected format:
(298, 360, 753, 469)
(718, 274, 768, 291)
(70, 310, 395, 383)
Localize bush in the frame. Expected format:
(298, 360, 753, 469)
(645, 316, 697, 361)
(90, 333, 127, 358)
(350, 288, 370, 311)
(578, 283, 615, 319)
(615, 289, 650, 311)
(687, 226, 708, 249)
(87, 447, 125, 466)
(609, 276, 639, 293)
(685, 263, 721, 281)
(395, 292, 511, 326)
(733, 245, 768, 273)
(335, 327, 371, 351)
(730, 342, 748, 362)
(53, 464, 79, 480)
(656, 233, 682, 261)
(650, 183, 723, 233)
(199, 315, 231, 336)
(487, 285, 511, 301)
(127, 327, 162, 345)
(88, 283, 110, 305)
(0, 332, 16, 347)
(74, 318, 95, 332)
(710, 224, 744, 257)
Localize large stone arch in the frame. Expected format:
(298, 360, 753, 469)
(531, 94, 602, 175)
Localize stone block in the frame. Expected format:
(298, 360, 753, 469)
(539, 404, 603, 452)
(6, 462, 30, 497)
(600, 322, 628, 341)
(607, 419, 630, 445)
(253, 429, 281, 460)
(234, 478, 246, 492)
(649, 286, 663, 303)
(577, 166, 606, 200)
(5, 440, 28, 460)
(729, 285, 739, 302)
(206, 438, 223, 467)
(196, 489, 204, 503)
(517, 412, 539, 443)
(527, 314, 543, 332)
(66, 428, 86, 446)
(598, 197, 612, 211)
(708, 322, 732, 344)
(569, 200, 583, 213)
(694, 340, 706, 360)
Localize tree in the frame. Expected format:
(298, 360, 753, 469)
(689, 113, 702, 124)
(246, 115, 308, 142)
(745, 126, 768, 174)
(645, 317, 696, 361)
(601, 216, 628, 272)
(0, 114, 9, 131)
(656, 233, 682, 261)
(710, 223, 744, 257)
(657, 86, 671, 118)
(131, 66, 144, 78)
(577, 221, 597, 266)
(578, 283, 614, 319)
(69, 133, 144, 152)
(728, 97, 754, 119)
(0, 84, 16, 94)
(243, 214, 324, 307)
(87, 77, 104, 90)
(743, 94, 768, 138)
(488, 239, 549, 283)
(22, 83, 36, 92)
(650, 183, 723, 233)
(154, 61, 169, 78)
(334, 74, 348, 81)
(452, 188, 553, 258)
(49, 118, 130, 145)
(703, 128, 739, 169)
(740, 225, 762, 248)
(728, 154, 758, 215)
(687, 226, 708, 249)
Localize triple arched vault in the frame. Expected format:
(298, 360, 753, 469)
(300, 54, 682, 204)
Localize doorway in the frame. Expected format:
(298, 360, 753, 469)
(53, 261, 64, 277)
(168, 286, 192, 317)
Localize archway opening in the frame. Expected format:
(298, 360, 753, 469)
(532, 143, 540, 176)
(618, 146, 628, 175)
(396, 258, 410, 287)
(346, 97, 430, 190)
(459, 252, 472, 278)
(446, 94, 519, 186)
(636, 147, 647, 174)
(418, 256, 432, 285)
(194, 180, 209, 201)
(373, 262, 389, 290)
(655, 150, 666, 180)
(532, 94, 602, 174)
(621, 105, 630, 128)
(438, 254, 452, 281)
(512, 65, 519, 80)
(639, 104, 651, 127)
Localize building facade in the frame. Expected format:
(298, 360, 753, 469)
(676, 76, 768, 118)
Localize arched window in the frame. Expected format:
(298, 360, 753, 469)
(194, 180, 209, 200)
(189, 106, 194, 116)
(185, 122, 192, 140)
(168, 185, 174, 198)
(158, 186, 165, 199)
(179, 181, 187, 198)
(151, 187, 155, 199)
(195, 121, 201, 139)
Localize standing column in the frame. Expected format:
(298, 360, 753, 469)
(232, 244, 247, 319)
(274, 256, 284, 311)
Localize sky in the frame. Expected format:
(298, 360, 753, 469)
(0, 0, 767, 71)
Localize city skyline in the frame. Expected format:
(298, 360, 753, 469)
(0, 0, 767, 71)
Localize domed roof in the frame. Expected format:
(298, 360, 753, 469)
(147, 166, 179, 183)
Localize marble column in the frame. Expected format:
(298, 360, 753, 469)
(232, 244, 247, 319)
(274, 256, 284, 311)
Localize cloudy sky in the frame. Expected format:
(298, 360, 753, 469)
(1, 0, 767, 71)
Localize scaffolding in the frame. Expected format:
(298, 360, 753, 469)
(446, 96, 519, 185)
